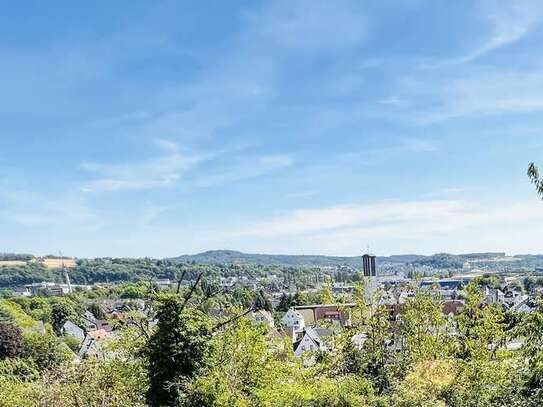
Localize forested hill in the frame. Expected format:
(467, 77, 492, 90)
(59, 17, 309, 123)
(173, 250, 367, 267)
(0, 250, 517, 269)
(0, 250, 541, 288)
(171, 250, 508, 267)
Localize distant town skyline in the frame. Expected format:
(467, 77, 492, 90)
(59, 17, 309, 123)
(1, 0, 543, 257)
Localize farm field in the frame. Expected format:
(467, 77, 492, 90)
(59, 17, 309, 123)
(41, 258, 76, 268)
(0, 260, 27, 267)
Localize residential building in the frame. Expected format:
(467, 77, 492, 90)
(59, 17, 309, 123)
(293, 327, 333, 357)
(155, 279, 172, 290)
(249, 310, 275, 328)
(281, 308, 305, 331)
(294, 303, 355, 326)
(82, 310, 98, 331)
(62, 320, 85, 341)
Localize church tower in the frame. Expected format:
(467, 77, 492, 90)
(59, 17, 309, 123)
(362, 253, 378, 302)
(362, 254, 376, 277)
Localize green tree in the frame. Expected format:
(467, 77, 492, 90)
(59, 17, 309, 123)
(455, 284, 505, 361)
(187, 319, 382, 407)
(118, 284, 146, 299)
(185, 319, 283, 406)
(401, 291, 451, 367)
(0, 358, 39, 381)
(51, 301, 74, 335)
(0, 323, 24, 359)
(9, 297, 52, 323)
(23, 332, 72, 371)
(277, 293, 293, 312)
(320, 277, 336, 304)
(472, 274, 502, 289)
(516, 299, 543, 404)
(254, 290, 272, 312)
(393, 359, 457, 407)
(87, 303, 106, 320)
(145, 295, 212, 407)
(0, 358, 147, 407)
(361, 305, 395, 392)
(450, 284, 512, 406)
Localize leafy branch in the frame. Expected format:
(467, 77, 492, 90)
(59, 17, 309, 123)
(528, 162, 543, 199)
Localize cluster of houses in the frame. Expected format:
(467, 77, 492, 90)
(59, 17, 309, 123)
(418, 278, 538, 313)
(61, 299, 147, 358)
(250, 277, 540, 359)
(242, 305, 348, 357)
(14, 271, 542, 362)
(280, 307, 333, 357)
(13, 281, 92, 297)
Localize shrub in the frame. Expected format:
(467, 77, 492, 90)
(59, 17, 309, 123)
(0, 323, 24, 359)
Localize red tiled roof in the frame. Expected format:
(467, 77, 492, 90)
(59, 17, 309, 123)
(87, 329, 108, 340)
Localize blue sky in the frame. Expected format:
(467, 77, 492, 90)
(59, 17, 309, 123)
(1, 0, 543, 257)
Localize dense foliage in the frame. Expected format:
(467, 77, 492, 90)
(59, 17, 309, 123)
(0, 323, 24, 359)
(1, 274, 543, 406)
(146, 295, 212, 406)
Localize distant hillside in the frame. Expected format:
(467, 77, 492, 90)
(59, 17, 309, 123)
(172, 250, 543, 268)
(173, 250, 356, 267)
(172, 250, 430, 267)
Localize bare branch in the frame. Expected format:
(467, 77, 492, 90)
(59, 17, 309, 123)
(176, 267, 187, 294)
(212, 307, 254, 332)
(145, 278, 157, 299)
(180, 271, 204, 312)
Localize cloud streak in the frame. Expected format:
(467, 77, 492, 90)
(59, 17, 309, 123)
(244, 0, 367, 53)
(234, 199, 543, 239)
(0, 189, 98, 228)
(80, 140, 204, 192)
(195, 154, 293, 187)
(79, 139, 294, 192)
(219, 199, 543, 256)
(423, 0, 543, 68)
(376, 67, 543, 123)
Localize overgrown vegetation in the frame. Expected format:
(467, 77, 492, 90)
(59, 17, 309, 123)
(0, 279, 542, 406)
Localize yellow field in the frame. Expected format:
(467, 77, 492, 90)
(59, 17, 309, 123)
(41, 258, 76, 268)
(0, 260, 27, 267)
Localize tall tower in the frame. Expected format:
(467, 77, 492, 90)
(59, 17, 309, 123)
(64, 268, 73, 294)
(60, 252, 73, 295)
(362, 254, 377, 277)
(362, 253, 378, 302)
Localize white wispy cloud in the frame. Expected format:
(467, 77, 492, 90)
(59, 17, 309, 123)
(80, 139, 205, 192)
(234, 201, 465, 238)
(219, 199, 543, 255)
(122, 0, 369, 149)
(423, 0, 543, 68)
(373, 65, 543, 124)
(244, 0, 367, 53)
(79, 138, 294, 192)
(373, 2, 543, 123)
(138, 204, 173, 227)
(402, 138, 437, 153)
(0, 189, 98, 228)
(439, 70, 543, 119)
(303, 201, 543, 255)
(233, 200, 543, 239)
(195, 154, 293, 187)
